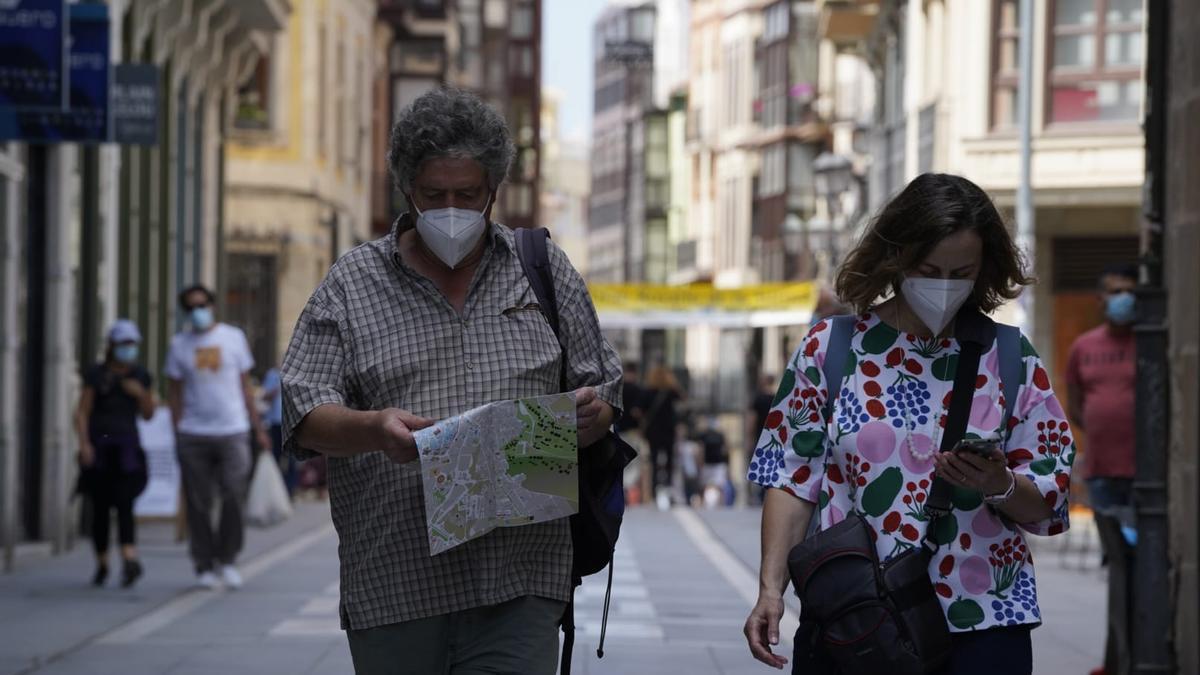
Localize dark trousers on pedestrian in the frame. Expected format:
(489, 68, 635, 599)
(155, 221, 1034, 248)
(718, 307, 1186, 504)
(90, 471, 141, 553)
(649, 442, 675, 489)
(347, 596, 564, 675)
(176, 432, 251, 573)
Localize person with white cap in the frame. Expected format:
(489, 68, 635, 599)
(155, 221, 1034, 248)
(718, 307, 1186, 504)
(74, 319, 156, 588)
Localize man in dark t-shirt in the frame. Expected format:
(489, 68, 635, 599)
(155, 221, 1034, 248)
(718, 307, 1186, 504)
(746, 375, 777, 506)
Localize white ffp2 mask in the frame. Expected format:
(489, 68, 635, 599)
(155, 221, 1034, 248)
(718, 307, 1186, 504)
(414, 195, 491, 269)
(900, 278, 974, 335)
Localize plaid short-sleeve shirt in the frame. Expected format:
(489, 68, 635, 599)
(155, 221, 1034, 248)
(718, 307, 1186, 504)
(280, 217, 623, 630)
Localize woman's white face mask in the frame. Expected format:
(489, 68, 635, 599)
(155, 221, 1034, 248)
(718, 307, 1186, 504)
(900, 278, 975, 335)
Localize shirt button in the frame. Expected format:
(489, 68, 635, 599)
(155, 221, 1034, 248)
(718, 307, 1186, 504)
(466, 361, 475, 370)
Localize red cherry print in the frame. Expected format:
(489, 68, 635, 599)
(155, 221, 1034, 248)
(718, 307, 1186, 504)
(883, 511, 902, 533)
(1058, 421, 1069, 432)
(1033, 367, 1050, 390)
(1055, 473, 1069, 492)
(863, 381, 883, 397)
(943, 391, 954, 407)
(941, 339, 952, 348)
(915, 493, 926, 503)
(792, 466, 812, 484)
(903, 495, 913, 505)
(808, 412, 821, 423)
(919, 479, 930, 489)
(975, 374, 988, 389)
(812, 320, 828, 334)
(860, 462, 871, 471)
(866, 400, 886, 418)
(779, 427, 789, 444)
(935, 583, 953, 599)
(886, 348, 905, 367)
(805, 339, 820, 357)
(856, 322, 869, 333)
(1043, 491, 1058, 508)
(939, 556, 955, 577)
(959, 533, 972, 550)
(765, 411, 784, 429)
(901, 524, 920, 541)
(904, 359, 924, 375)
(861, 361, 881, 377)
(827, 465, 845, 484)
(856, 476, 868, 487)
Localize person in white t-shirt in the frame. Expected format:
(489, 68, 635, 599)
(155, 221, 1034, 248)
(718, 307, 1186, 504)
(165, 284, 270, 590)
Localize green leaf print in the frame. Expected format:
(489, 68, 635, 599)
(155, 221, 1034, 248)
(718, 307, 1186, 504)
(1020, 336, 1039, 358)
(773, 370, 796, 406)
(930, 514, 959, 546)
(951, 485, 983, 511)
(860, 322, 896, 355)
(844, 350, 858, 377)
(818, 488, 830, 511)
(931, 354, 958, 381)
(948, 598, 985, 629)
(861, 467, 903, 517)
(792, 431, 826, 458)
(805, 366, 822, 388)
(1029, 458, 1057, 475)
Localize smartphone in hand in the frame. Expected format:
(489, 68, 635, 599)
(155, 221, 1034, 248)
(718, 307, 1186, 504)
(954, 437, 1002, 459)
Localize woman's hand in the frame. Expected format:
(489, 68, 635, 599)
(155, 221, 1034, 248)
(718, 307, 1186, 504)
(934, 448, 1011, 496)
(119, 377, 148, 400)
(744, 593, 789, 669)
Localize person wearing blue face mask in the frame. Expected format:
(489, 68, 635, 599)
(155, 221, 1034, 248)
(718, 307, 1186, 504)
(165, 284, 271, 591)
(74, 319, 156, 588)
(1065, 263, 1138, 675)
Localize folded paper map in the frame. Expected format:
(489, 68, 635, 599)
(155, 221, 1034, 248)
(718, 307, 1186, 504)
(415, 392, 578, 555)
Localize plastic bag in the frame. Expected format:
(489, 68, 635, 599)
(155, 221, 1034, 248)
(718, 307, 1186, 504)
(246, 452, 293, 527)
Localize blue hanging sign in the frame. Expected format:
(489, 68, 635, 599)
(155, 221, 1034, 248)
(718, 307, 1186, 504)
(0, 0, 68, 110)
(0, 3, 109, 142)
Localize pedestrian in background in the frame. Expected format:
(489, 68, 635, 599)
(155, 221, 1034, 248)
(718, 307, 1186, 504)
(747, 374, 777, 505)
(642, 364, 685, 511)
(745, 174, 1074, 674)
(166, 284, 270, 590)
(617, 361, 650, 504)
(260, 367, 296, 498)
(696, 416, 731, 508)
(74, 320, 155, 588)
(1065, 263, 1138, 675)
(282, 87, 620, 674)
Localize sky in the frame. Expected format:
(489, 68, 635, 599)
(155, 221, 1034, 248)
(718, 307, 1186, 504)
(542, 0, 610, 146)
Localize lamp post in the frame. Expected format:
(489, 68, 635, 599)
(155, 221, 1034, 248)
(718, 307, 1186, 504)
(812, 152, 854, 276)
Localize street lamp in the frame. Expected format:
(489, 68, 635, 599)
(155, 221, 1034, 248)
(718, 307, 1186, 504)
(812, 152, 854, 274)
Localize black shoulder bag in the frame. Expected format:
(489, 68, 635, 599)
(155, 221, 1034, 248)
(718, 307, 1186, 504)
(785, 309, 997, 675)
(514, 227, 638, 675)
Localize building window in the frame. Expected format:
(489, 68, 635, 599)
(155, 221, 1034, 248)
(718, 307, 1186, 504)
(235, 53, 272, 130)
(484, 0, 507, 29)
(511, 2, 533, 39)
(1046, 0, 1143, 124)
(990, 0, 1019, 129)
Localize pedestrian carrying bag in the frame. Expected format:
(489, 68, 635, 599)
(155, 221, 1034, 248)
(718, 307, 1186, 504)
(786, 309, 1011, 675)
(246, 451, 293, 527)
(514, 227, 637, 675)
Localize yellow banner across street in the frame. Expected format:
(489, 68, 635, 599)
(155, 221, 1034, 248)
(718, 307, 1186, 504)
(587, 282, 819, 329)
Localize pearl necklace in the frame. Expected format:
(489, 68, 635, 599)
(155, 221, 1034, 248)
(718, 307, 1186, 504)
(891, 306, 948, 462)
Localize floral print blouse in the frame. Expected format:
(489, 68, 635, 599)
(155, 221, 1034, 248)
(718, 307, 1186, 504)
(748, 312, 1075, 632)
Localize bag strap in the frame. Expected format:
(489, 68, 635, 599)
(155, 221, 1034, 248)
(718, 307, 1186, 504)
(923, 310, 995, 525)
(821, 315, 857, 422)
(514, 227, 568, 392)
(995, 323, 1021, 444)
(559, 599, 575, 675)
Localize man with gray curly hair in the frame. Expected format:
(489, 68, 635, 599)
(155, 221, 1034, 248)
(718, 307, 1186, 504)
(280, 87, 622, 674)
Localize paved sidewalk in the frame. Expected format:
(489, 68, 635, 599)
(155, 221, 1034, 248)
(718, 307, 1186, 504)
(0, 500, 338, 675)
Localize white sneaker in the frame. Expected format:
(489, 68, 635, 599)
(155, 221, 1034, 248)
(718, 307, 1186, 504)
(220, 565, 243, 590)
(196, 571, 220, 590)
(655, 489, 671, 512)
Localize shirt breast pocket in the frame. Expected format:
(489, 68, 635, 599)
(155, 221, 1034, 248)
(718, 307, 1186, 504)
(495, 305, 563, 392)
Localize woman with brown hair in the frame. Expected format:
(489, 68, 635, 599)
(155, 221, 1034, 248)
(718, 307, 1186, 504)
(641, 364, 686, 510)
(743, 174, 1074, 674)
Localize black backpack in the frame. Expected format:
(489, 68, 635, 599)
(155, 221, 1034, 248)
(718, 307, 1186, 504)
(514, 226, 637, 675)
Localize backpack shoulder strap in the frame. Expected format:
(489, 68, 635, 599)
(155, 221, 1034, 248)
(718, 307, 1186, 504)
(514, 227, 568, 392)
(995, 323, 1022, 441)
(821, 315, 856, 421)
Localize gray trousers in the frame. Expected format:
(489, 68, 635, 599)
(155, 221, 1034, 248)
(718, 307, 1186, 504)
(175, 432, 251, 573)
(347, 596, 565, 675)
